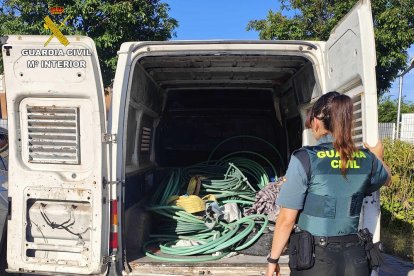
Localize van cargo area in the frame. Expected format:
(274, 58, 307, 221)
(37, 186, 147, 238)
(121, 49, 318, 274)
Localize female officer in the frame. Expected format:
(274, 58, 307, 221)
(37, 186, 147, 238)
(266, 91, 391, 276)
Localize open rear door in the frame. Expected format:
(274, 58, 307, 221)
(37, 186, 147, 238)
(324, 0, 381, 242)
(2, 35, 109, 275)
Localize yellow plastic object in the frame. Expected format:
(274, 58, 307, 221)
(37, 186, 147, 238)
(202, 194, 217, 202)
(187, 176, 205, 195)
(187, 177, 198, 195)
(174, 195, 206, 213)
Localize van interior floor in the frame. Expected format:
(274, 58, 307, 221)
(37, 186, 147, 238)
(127, 253, 290, 276)
(128, 253, 289, 265)
(127, 255, 291, 276)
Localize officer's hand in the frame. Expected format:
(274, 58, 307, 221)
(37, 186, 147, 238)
(266, 263, 281, 276)
(364, 140, 384, 160)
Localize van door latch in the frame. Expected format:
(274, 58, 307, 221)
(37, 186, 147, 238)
(3, 45, 12, 56)
(102, 133, 117, 143)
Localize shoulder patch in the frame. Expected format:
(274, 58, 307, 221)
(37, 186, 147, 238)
(292, 148, 311, 181)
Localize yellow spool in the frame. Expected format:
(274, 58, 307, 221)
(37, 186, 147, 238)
(173, 195, 206, 213)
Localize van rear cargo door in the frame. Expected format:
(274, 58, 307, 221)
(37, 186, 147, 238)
(324, 0, 381, 241)
(2, 35, 109, 275)
(325, 0, 378, 142)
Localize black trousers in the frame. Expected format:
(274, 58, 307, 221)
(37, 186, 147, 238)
(290, 240, 370, 276)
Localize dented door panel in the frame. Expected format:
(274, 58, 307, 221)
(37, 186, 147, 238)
(2, 35, 109, 275)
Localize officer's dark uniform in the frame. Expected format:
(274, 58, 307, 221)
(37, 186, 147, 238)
(277, 134, 389, 276)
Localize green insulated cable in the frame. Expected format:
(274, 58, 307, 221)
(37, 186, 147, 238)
(222, 157, 270, 189)
(207, 135, 285, 170)
(199, 163, 257, 204)
(218, 151, 277, 179)
(145, 204, 268, 262)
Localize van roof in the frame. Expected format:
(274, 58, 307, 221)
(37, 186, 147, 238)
(131, 40, 319, 52)
(137, 53, 310, 91)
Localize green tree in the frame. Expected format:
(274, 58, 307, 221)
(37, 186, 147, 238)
(247, 0, 414, 95)
(0, 0, 178, 87)
(378, 95, 414, 122)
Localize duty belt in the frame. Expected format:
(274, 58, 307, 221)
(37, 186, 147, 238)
(314, 234, 360, 246)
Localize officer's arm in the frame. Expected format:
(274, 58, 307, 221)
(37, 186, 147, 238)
(364, 141, 391, 187)
(382, 161, 391, 186)
(268, 207, 299, 261)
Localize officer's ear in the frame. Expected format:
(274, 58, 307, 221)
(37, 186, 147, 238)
(312, 117, 320, 132)
(313, 117, 328, 139)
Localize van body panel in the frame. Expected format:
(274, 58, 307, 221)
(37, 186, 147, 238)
(325, 0, 376, 97)
(2, 35, 109, 275)
(107, 47, 133, 270)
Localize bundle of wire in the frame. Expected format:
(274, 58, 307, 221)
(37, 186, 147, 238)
(144, 206, 268, 262)
(144, 136, 284, 262)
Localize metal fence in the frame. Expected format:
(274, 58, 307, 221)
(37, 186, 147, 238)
(379, 122, 396, 140)
(400, 113, 414, 144)
(379, 113, 414, 143)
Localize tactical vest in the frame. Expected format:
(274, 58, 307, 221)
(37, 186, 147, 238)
(294, 143, 375, 237)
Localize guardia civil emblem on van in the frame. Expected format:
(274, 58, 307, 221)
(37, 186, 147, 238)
(43, 5, 70, 47)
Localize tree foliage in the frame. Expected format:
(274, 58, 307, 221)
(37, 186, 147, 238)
(378, 94, 414, 122)
(247, 0, 414, 95)
(0, 0, 178, 87)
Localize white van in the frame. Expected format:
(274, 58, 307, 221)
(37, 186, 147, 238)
(1, 0, 382, 275)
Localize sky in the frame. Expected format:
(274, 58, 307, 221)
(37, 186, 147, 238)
(163, 0, 414, 102)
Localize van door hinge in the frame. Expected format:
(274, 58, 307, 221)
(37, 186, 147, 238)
(7, 197, 11, 220)
(102, 133, 117, 143)
(103, 178, 123, 189)
(103, 254, 116, 265)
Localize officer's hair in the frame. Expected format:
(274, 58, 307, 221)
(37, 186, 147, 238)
(306, 91, 357, 176)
